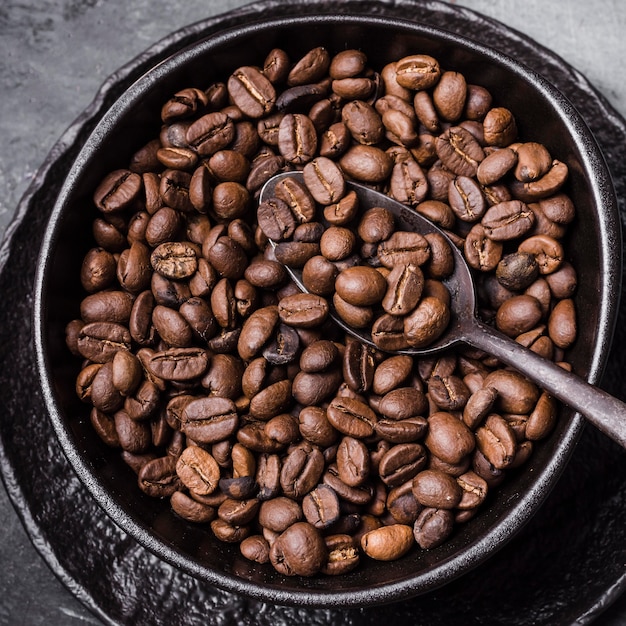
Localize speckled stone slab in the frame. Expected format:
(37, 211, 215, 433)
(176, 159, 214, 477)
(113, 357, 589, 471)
(2, 1, 626, 624)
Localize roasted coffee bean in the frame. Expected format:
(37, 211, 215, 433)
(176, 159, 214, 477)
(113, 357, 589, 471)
(463, 386, 498, 429)
(270, 521, 327, 576)
(483, 369, 539, 414)
(93, 169, 142, 213)
(342, 341, 376, 393)
(138, 455, 181, 497)
(425, 411, 475, 465)
(80, 291, 134, 325)
(482, 200, 535, 241)
(436, 126, 485, 177)
(327, 396, 378, 438)
(477, 147, 518, 185)
(448, 175, 486, 222)
(378, 387, 428, 420)
(433, 71, 467, 122)
(171, 491, 216, 524)
(299, 340, 338, 373)
(80, 247, 117, 293)
(379, 443, 427, 488)
(475, 414, 518, 469)
(395, 54, 440, 90)
(413, 507, 454, 549)
(548, 298, 577, 349)
(340, 144, 393, 183)
(77, 322, 132, 364)
(336, 437, 370, 487)
(496, 294, 543, 337)
(278, 293, 329, 328)
(412, 468, 463, 510)
(180, 396, 238, 444)
(403, 297, 450, 348)
(302, 484, 341, 529)
(237, 305, 279, 361)
(280, 442, 325, 498)
(249, 379, 292, 420)
(115, 408, 151, 452)
(320, 534, 359, 575)
(176, 445, 221, 495)
(298, 406, 338, 447)
(228, 66, 276, 118)
(371, 355, 413, 395)
(278, 113, 318, 164)
(335, 266, 387, 307)
(257, 197, 297, 241)
(302, 156, 345, 204)
(292, 368, 343, 406)
(483, 107, 518, 147)
(263, 323, 300, 364)
(361, 524, 414, 561)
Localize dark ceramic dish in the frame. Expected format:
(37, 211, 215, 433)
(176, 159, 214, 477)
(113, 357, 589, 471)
(34, 13, 621, 608)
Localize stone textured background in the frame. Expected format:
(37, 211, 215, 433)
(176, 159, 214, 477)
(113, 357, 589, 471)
(1, 1, 625, 623)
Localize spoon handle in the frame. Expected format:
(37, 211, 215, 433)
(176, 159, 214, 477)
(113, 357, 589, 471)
(465, 320, 626, 448)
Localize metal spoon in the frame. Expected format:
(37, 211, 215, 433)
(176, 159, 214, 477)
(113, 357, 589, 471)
(260, 170, 626, 449)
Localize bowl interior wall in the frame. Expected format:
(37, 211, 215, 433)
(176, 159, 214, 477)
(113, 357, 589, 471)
(41, 16, 607, 601)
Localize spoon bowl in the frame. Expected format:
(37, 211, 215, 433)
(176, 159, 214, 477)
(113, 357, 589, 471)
(261, 170, 626, 449)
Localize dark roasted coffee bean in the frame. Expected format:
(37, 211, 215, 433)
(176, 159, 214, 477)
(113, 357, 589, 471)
(280, 442, 325, 499)
(77, 322, 131, 363)
(273, 176, 316, 224)
(425, 411, 475, 464)
(80, 247, 117, 293)
(379, 443, 427, 488)
(436, 126, 484, 177)
(548, 298, 577, 349)
(94, 169, 142, 213)
(475, 414, 517, 469)
(138, 455, 181, 497)
(413, 507, 454, 549)
(270, 521, 327, 576)
(228, 66, 276, 118)
(175, 445, 221, 495)
(327, 396, 378, 438)
(336, 437, 370, 487)
(278, 113, 318, 164)
(412, 469, 462, 509)
(342, 341, 376, 393)
(302, 484, 341, 529)
(263, 323, 300, 364)
(180, 396, 238, 444)
(115, 408, 151, 452)
(249, 379, 292, 420)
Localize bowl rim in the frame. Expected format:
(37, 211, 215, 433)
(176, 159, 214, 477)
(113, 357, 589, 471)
(33, 12, 621, 608)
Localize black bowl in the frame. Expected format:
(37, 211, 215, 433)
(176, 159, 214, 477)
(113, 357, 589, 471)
(34, 11, 621, 608)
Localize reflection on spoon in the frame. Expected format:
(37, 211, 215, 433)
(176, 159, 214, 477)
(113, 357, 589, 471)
(260, 170, 626, 449)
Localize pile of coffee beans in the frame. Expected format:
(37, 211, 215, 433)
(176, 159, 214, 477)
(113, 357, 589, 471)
(258, 171, 454, 350)
(66, 45, 578, 577)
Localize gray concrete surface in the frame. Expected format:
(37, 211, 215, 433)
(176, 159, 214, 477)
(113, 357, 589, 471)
(1, 1, 626, 623)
